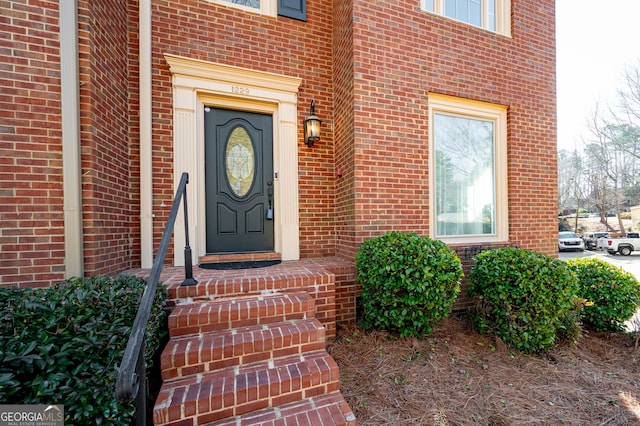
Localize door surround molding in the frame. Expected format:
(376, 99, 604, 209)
(165, 54, 302, 265)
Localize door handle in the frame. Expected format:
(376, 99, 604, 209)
(266, 181, 273, 220)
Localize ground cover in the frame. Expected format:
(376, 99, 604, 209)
(328, 316, 640, 425)
(565, 216, 633, 235)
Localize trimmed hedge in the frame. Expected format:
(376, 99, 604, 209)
(566, 257, 640, 332)
(0, 275, 167, 425)
(356, 232, 463, 337)
(468, 248, 579, 354)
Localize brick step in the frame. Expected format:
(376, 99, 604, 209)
(205, 391, 356, 426)
(160, 318, 327, 380)
(167, 293, 316, 337)
(153, 350, 342, 425)
(168, 267, 334, 304)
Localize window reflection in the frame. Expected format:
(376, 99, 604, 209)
(222, 0, 260, 9)
(434, 113, 495, 237)
(445, 0, 482, 27)
(423, 0, 499, 33)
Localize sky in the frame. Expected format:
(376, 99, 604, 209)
(556, 0, 640, 151)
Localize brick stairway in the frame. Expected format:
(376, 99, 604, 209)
(153, 280, 356, 425)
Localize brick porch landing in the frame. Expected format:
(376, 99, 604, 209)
(125, 256, 358, 336)
(125, 256, 358, 425)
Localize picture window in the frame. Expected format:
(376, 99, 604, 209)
(429, 93, 508, 243)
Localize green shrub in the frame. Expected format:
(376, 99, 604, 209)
(0, 275, 168, 425)
(556, 297, 588, 345)
(566, 257, 640, 332)
(558, 219, 572, 231)
(356, 231, 463, 337)
(468, 248, 579, 354)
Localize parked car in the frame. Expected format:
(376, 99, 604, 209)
(582, 231, 610, 250)
(558, 231, 585, 252)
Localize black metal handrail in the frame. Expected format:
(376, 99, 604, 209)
(116, 172, 197, 425)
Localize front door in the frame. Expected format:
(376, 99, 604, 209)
(204, 108, 274, 253)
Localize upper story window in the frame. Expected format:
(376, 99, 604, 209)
(421, 0, 511, 36)
(212, 0, 275, 16)
(225, 0, 259, 7)
(428, 93, 508, 244)
(210, 0, 306, 21)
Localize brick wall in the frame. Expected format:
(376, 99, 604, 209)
(349, 0, 558, 259)
(145, 0, 337, 260)
(78, 0, 137, 276)
(2, 0, 558, 300)
(333, 0, 356, 260)
(0, 0, 140, 288)
(0, 0, 65, 288)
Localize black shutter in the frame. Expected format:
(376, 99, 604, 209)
(278, 0, 306, 21)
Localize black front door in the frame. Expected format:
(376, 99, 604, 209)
(204, 108, 274, 253)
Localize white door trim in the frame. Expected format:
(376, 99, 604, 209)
(164, 54, 302, 265)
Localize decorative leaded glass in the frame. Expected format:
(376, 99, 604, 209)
(225, 126, 255, 197)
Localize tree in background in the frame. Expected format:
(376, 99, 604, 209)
(587, 106, 631, 233)
(558, 60, 640, 231)
(617, 60, 640, 124)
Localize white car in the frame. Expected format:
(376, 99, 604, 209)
(558, 231, 585, 252)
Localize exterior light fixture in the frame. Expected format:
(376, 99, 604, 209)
(304, 100, 322, 147)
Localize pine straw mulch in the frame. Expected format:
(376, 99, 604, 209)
(327, 315, 640, 426)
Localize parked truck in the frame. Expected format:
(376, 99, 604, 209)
(603, 232, 640, 256)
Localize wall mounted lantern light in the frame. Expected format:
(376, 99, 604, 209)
(304, 100, 322, 147)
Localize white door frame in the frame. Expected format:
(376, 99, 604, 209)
(164, 54, 302, 265)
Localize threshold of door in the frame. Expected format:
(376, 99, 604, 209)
(199, 251, 281, 265)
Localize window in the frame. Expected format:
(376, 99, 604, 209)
(210, 0, 275, 16)
(421, 0, 511, 36)
(428, 93, 508, 243)
(209, 0, 306, 20)
(224, 0, 259, 8)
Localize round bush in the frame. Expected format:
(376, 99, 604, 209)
(566, 257, 640, 332)
(468, 248, 579, 354)
(356, 231, 463, 337)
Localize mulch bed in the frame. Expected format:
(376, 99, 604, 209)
(327, 315, 640, 425)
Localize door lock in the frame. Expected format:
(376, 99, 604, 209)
(266, 181, 273, 220)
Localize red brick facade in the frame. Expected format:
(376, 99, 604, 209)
(1, 0, 558, 295)
(78, 1, 137, 276)
(1, 1, 65, 287)
(344, 0, 557, 257)
(147, 0, 337, 260)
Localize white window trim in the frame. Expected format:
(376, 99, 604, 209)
(420, 0, 511, 37)
(428, 93, 509, 244)
(206, 0, 276, 18)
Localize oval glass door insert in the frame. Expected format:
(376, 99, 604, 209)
(225, 126, 255, 197)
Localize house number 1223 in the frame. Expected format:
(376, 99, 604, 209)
(231, 86, 250, 95)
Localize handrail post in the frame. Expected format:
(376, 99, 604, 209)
(135, 336, 146, 426)
(182, 175, 197, 286)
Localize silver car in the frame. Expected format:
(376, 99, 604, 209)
(558, 231, 585, 252)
